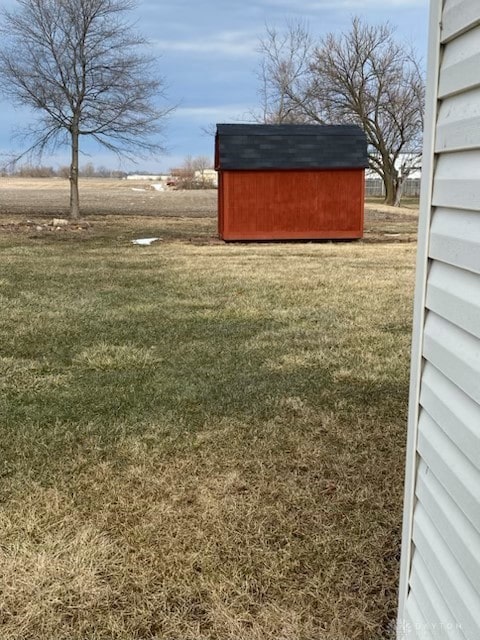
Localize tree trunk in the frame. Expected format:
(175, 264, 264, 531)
(69, 127, 80, 219)
(383, 166, 398, 206)
(393, 175, 406, 207)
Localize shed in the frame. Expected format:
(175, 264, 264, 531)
(215, 124, 368, 241)
(398, 1, 480, 637)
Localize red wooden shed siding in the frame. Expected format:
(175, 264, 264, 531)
(218, 168, 365, 241)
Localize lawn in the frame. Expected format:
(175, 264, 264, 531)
(0, 192, 416, 639)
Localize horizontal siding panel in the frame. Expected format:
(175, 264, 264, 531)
(436, 87, 480, 152)
(432, 177, 480, 210)
(413, 504, 480, 640)
(429, 208, 480, 274)
(441, 0, 480, 43)
(416, 459, 480, 594)
(423, 312, 480, 404)
(426, 261, 480, 339)
(409, 552, 466, 639)
(418, 410, 480, 532)
(439, 24, 480, 96)
(432, 150, 480, 211)
(420, 363, 480, 470)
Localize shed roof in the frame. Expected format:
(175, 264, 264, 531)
(215, 124, 369, 170)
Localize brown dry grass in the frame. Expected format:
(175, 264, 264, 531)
(0, 182, 416, 639)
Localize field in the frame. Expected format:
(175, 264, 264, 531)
(0, 178, 418, 639)
(0, 177, 419, 243)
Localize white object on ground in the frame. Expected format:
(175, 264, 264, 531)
(131, 237, 161, 246)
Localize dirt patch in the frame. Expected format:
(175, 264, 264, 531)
(365, 203, 418, 218)
(0, 177, 217, 218)
(0, 219, 94, 243)
(363, 204, 418, 243)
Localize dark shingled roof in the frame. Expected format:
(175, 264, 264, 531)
(215, 124, 369, 170)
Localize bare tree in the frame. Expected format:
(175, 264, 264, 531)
(256, 21, 314, 124)
(170, 155, 214, 189)
(0, 0, 172, 218)
(170, 155, 195, 184)
(257, 18, 425, 206)
(191, 155, 213, 187)
(80, 162, 96, 178)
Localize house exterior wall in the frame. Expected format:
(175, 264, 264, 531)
(398, 1, 480, 638)
(218, 169, 364, 241)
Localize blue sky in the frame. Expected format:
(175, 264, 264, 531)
(0, 0, 429, 173)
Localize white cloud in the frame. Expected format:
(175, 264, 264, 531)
(335, 0, 427, 6)
(261, 0, 426, 7)
(153, 30, 259, 57)
(175, 105, 254, 121)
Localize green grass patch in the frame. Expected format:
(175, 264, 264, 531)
(0, 219, 415, 639)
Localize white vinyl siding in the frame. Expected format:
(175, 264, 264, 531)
(429, 208, 480, 273)
(398, 1, 480, 638)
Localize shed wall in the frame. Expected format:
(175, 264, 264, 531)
(398, 1, 480, 637)
(218, 169, 364, 241)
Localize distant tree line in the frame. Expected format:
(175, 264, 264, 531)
(1, 163, 127, 179)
